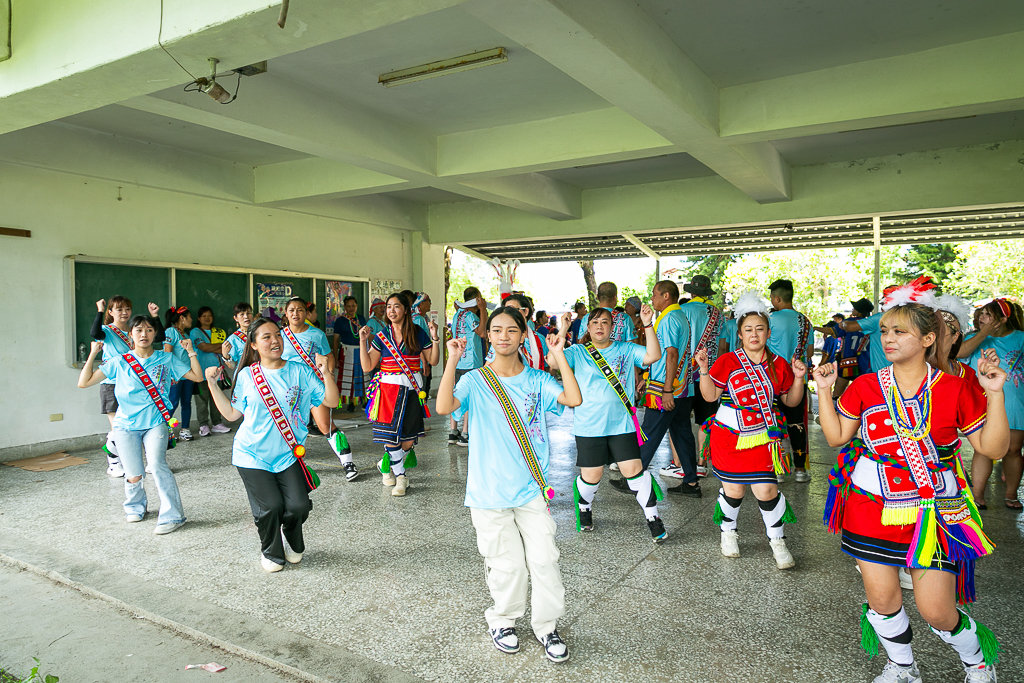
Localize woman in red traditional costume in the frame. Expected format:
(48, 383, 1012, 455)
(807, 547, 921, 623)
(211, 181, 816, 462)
(694, 292, 807, 569)
(818, 279, 1008, 683)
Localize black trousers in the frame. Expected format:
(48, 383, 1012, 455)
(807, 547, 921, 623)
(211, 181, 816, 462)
(778, 386, 809, 468)
(639, 396, 697, 483)
(237, 461, 313, 565)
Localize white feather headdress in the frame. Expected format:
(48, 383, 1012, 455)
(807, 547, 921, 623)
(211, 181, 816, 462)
(934, 294, 973, 334)
(733, 290, 770, 321)
(880, 276, 938, 311)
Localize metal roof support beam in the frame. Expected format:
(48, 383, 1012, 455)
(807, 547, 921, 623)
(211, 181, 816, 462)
(623, 234, 660, 260)
(872, 216, 881, 309)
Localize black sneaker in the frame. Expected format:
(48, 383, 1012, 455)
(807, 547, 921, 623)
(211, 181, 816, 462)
(457, 435, 469, 447)
(578, 509, 594, 532)
(667, 482, 702, 498)
(489, 626, 519, 654)
(647, 516, 668, 543)
(447, 431, 461, 444)
(536, 630, 569, 663)
(343, 462, 359, 482)
(608, 477, 631, 493)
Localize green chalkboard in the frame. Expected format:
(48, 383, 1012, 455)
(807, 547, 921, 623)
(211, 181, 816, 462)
(175, 270, 249, 334)
(73, 261, 170, 362)
(253, 275, 312, 320)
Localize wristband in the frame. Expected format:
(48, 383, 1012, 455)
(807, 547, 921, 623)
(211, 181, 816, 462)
(644, 323, 653, 328)
(699, 370, 709, 376)
(189, 353, 198, 358)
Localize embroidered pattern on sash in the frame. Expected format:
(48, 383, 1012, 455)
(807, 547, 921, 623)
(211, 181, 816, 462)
(691, 304, 722, 382)
(583, 342, 646, 445)
(122, 353, 179, 447)
(106, 325, 134, 350)
(734, 350, 788, 474)
(376, 330, 431, 416)
(282, 326, 324, 382)
(479, 367, 554, 501)
(250, 364, 318, 490)
(233, 330, 247, 343)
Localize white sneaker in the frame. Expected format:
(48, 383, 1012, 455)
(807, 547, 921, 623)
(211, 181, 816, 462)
(536, 630, 569, 663)
(281, 531, 302, 564)
(609, 462, 620, 472)
(261, 556, 284, 573)
(769, 538, 795, 569)
(380, 463, 396, 487)
(696, 464, 709, 478)
(106, 461, 125, 478)
(721, 529, 740, 558)
(872, 660, 922, 683)
(795, 470, 811, 483)
(126, 513, 144, 523)
(658, 464, 685, 479)
(178, 428, 194, 441)
(343, 462, 359, 481)
(489, 627, 519, 654)
(104, 433, 119, 457)
(392, 474, 409, 497)
(153, 520, 185, 535)
(199, 425, 211, 437)
(898, 568, 914, 590)
(964, 663, 997, 683)
(210, 423, 231, 434)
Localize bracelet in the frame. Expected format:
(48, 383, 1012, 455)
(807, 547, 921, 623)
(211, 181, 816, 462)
(431, 337, 440, 342)
(189, 353, 198, 358)
(699, 370, 709, 376)
(644, 323, 653, 328)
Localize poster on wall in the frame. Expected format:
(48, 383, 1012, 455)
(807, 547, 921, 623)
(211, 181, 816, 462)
(256, 283, 292, 321)
(372, 279, 403, 300)
(324, 281, 353, 328)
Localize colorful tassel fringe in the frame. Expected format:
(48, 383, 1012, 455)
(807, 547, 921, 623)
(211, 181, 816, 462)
(975, 619, 1002, 666)
(572, 478, 583, 532)
(860, 603, 879, 659)
(405, 449, 418, 468)
(713, 500, 726, 526)
(781, 498, 798, 524)
(651, 475, 664, 502)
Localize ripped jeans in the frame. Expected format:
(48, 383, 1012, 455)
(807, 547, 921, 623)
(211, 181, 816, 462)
(113, 424, 185, 525)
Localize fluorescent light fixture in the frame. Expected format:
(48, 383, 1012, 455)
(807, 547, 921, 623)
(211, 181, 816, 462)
(379, 47, 507, 87)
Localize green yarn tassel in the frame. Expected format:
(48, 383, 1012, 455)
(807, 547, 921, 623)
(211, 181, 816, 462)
(572, 478, 582, 532)
(781, 499, 798, 524)
(713, 500, 726, 525)
(860, 604, 879, 659)
(379, 457, 390, 474)
(405, 449, 417, 468)
(975, 620, 1001, 666)
(651, 475, 664, 502)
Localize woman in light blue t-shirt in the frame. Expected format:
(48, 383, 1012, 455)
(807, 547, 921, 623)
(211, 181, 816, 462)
(79, 315, 203, 534)
(958, 298, 1024, 509)
(436, 306, 581, 663)
(204, 317, 339, 573)
(163, 306, 195, 441)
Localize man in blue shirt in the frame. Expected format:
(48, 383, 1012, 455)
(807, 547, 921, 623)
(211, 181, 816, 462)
(449, 286, 489, 446)
(611, 280, 701, 497)
(578, 282, 637, 343)
(841, 302, 889, 374)
(767, 279, 815, 483)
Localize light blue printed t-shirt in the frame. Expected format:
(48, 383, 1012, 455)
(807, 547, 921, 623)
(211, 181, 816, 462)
(100, 324, 134, 385)
(163, 326, 189, 363)
(280, 324, 331, 369)
(719, 318, 738, 354)
(231, 362, 326, 473)
(189, 327, 222, 372)
(967, 329, 1024, 430)
(649, 308, 690, 397)
(224, 331, 247, 363)
(856, 312, 890, 373)
(103, 351, 191, 431)
(367, 316, 387, 336)
(452, 367, 564, 509)
(454, 309, 484, 370)
(579, 308, 637, 343)
(412, 313, 430, 335)
(564, 342, 647, 437)
(768, 308, 816, 367)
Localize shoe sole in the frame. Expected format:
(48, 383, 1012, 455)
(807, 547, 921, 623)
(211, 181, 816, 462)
(776, 561, 796, 570)
(345, 473, 359, 482)
(659, 472, 685, 479)
(456, 443, 469, 447)
(154, 523, 185, 535)
(653, 534, 668, 543)
(721, 550, 740, 558)
(492, 642, 520, 654)
(580, 526, 594, 532)
(536, 639, 569, 663)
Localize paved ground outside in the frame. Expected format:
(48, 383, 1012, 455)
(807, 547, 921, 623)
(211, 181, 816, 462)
(1, 402, 1021, 683)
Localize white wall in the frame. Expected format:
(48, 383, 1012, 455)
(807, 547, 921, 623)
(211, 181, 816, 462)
(0, 161, 442, 450)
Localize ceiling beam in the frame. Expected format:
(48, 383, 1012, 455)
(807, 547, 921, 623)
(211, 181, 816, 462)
(0, 0, 469, 135)
(254, 158, 412, 205)
(623, 234, 660, 260)
(720, 31, 1024, 143)
(465, 0, 791, 203)
(457, 173, 581, 221)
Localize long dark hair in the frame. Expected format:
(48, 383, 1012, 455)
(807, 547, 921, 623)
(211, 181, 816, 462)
(737, 311, 777, 384)
(385, 292, 421, 355)
(236, 317, 281, 376)
(579, 307, 613, 345)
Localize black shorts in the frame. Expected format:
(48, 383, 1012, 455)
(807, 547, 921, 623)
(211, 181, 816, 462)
(575, 433, 641, 468)
(691, 390, 718, 425)
(99, 383, 118, 414)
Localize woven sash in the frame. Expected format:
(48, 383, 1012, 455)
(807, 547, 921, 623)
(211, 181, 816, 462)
(691, 304, 722, 382)
(122, 353, 179, 447)
(796, 313, 811, 364)
(734, 350, 788, 474)
(233, 330, 247, 343)
(282, 326, 324, 383)
(583, 342, 646, 445)
(250, 363, 318, 490)
(376, 330, 431, 416)
(106, 324, 134, 350)
(479, 366, 554, 501)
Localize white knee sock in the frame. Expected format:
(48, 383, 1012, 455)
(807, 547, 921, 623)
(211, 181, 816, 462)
(757, 493, 795, 539)
(388, 448, 407, 476)
(715, 490, 742, 531)
(626, 471, 660, 521)
(327, 430, 352, 463)
(866, 606, 914, 667)
(930, 611, 1000, 667)
(574, 476, 600, 511)
(104, 432, 119, 461)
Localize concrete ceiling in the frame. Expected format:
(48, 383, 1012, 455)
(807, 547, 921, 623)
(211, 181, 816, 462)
(639, 0, 1024, 87)
(541, 152, 714, 190)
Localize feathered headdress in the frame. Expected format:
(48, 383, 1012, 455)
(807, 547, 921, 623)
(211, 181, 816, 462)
(880, 276, 938, 311)
(934, 294, 973, 334)
(733, 290, 770, 322)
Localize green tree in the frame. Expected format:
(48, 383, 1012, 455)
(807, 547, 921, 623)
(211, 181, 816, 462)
(945, 239, 1024, 300)
(904, 243, 958, 286)
(446, 252, 499, 319)
(621, 268, 658, 304)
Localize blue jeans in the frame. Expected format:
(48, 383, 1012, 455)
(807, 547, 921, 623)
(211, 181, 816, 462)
(168, 379, 193, 430)
(113, 425, 186, 525)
